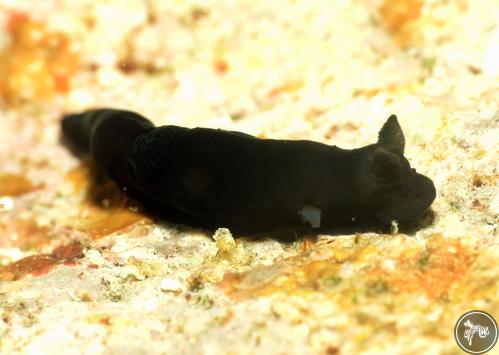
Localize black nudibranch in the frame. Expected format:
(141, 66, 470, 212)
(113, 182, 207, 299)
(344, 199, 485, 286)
(61, 109, 436, 235)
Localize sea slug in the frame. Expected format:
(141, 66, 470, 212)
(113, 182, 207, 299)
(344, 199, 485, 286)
(61, 109, 436, 235)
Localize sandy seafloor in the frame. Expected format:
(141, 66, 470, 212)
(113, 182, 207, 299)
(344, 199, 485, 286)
(0, 0, 498, 354)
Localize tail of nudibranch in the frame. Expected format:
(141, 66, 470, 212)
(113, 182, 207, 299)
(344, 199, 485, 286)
(61, 111, 100, 154)
(61, 109, 155, 176)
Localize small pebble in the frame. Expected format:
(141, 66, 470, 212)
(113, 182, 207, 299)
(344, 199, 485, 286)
(0, 197, 14, 211)
(160, 278, 184, 293)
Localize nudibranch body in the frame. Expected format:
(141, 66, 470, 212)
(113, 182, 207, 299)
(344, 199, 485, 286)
(62, 109, 436, 235)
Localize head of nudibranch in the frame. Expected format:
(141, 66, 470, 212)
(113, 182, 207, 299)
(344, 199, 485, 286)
(355, 115, 436, 225)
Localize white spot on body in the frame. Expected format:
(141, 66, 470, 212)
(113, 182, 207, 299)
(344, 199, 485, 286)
(391, 220, 399, 234)
(298, 205, 322, 228)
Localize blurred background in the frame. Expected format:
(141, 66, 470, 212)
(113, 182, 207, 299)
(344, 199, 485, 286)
(0, 1, 498, 354)
(1, 0, 496, 133)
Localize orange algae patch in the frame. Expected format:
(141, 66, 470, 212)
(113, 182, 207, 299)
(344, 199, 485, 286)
(213, 58, 229, 75)
(379, 0, 424, 47)
(0, 242, 84, 281)
(219, 242, 378, 300)
(369, 234, 477, 299)
(77, 206, 152, 239)
(65, 165, 93, 192)
(0, 218, 52, 250)
(0, 173, 39, 196)
(267, 79, 304, 98)
(218, 234, 478, 301)
(65, 166, 153, 239)
(0, 11, 79, 105)
(219, 256, 341, 300)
